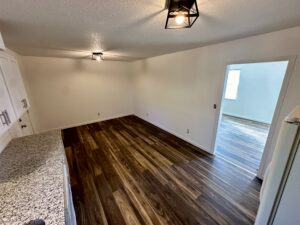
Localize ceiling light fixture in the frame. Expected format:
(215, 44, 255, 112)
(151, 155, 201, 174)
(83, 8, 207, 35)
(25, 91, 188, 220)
(92, 52, 104, 62)
(165, 0, 199, 29)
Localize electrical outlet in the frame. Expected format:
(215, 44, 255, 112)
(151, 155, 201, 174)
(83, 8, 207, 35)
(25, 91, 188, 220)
(98, 112, 100, 116)
(187, 129, 190, 134)
(146, 113, 149, 117)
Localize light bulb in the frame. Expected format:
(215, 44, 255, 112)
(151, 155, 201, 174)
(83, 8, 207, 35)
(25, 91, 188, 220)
(175, 15, 185, 25)
(95, 55, 101, 61)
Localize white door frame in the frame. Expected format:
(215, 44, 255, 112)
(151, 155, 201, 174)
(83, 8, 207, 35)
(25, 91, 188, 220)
(211, 55, 297, 179)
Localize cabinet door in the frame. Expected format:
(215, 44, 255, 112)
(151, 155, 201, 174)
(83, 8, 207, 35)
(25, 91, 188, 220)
(19, 112, 34, 136)
(0, 57, 16, 136)
(3, 57, 30, 118)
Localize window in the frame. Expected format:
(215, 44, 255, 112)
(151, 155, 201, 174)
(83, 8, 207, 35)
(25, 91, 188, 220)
(225, 70, 240, 100)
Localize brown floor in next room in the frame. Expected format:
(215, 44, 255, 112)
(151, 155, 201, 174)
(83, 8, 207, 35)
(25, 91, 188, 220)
(216, 115, 270, 174)
(62, 115, 261, 225)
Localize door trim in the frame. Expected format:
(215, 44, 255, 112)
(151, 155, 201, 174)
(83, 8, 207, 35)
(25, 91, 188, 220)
(211, 55, 297, 179)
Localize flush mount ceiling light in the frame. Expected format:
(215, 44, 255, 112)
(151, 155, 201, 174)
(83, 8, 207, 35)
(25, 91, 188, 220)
(165, 0, 199, 29)
(92, 52, 104, 62)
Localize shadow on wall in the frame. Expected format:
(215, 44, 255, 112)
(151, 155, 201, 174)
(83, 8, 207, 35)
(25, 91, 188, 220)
(71, 58, 129, 74)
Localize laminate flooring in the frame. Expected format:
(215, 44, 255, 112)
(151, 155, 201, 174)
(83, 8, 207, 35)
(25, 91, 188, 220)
(216, 115, 270, 174)
(62, 115, 261, 225)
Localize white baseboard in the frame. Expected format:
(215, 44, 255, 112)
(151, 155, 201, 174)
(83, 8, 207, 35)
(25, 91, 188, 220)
(39, 113, 134, 133)
(134, 114, 212, 154)
(34, 113, 211, 155)
(222, 113, 271, 125)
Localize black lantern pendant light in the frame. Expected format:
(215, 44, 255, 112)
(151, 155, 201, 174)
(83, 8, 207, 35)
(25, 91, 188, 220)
(165, 0, 199, 29)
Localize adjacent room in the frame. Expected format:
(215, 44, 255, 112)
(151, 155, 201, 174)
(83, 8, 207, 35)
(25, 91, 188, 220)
(215, 61, 288, 174)
(1, 1, 300, 225)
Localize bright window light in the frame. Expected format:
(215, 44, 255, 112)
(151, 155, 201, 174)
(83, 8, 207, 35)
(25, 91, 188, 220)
(225, 70, 240, 100)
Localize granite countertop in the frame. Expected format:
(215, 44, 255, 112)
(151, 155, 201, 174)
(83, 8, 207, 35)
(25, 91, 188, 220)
(0, 131, 65, 225)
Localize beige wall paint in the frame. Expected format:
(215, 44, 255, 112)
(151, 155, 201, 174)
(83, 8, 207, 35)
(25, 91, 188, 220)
(21, 57, 134, 132)
(12, 26, 300, 178)
(132, 26, 300, 178)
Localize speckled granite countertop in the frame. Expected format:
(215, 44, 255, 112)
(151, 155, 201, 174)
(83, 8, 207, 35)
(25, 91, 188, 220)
(0, 131, 65, 225)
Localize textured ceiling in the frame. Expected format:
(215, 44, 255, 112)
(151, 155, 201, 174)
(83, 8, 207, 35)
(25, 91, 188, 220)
(1, 0, 300, 61)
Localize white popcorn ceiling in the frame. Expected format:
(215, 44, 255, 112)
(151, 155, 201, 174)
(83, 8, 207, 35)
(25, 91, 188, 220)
(1, 0, 300, 61)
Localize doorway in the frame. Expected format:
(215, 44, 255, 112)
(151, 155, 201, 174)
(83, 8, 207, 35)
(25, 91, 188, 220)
(214, 61, 289, 174)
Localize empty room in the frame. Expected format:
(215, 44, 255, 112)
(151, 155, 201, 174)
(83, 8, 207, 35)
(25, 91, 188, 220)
(215, 61, 288, 174)
(1, 1, 300, 225)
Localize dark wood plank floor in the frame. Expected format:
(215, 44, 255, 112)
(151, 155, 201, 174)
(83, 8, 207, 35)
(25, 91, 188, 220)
(216, 115, 270, 174)
(62, 115, 261, 225)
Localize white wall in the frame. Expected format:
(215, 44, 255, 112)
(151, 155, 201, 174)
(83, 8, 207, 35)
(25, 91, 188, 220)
(222, 62, 288, 124)
(132, 26, 300, 178)
(8, 26, 300, 178)
(21, 57, 134, 132)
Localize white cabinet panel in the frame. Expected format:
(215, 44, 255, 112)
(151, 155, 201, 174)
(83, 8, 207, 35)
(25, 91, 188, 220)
(19, 112, 34, 136)
(0, 51, 30, 139)
(2, 57, 30, 118)
(0, 57, 16, 136)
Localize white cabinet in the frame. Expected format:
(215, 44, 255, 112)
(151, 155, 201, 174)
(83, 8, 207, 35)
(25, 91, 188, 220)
(0, 56, 16, 136)
(19, 112, 34, 136)
(2, 57, 30, 118)
(0, 51, 30, 138)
